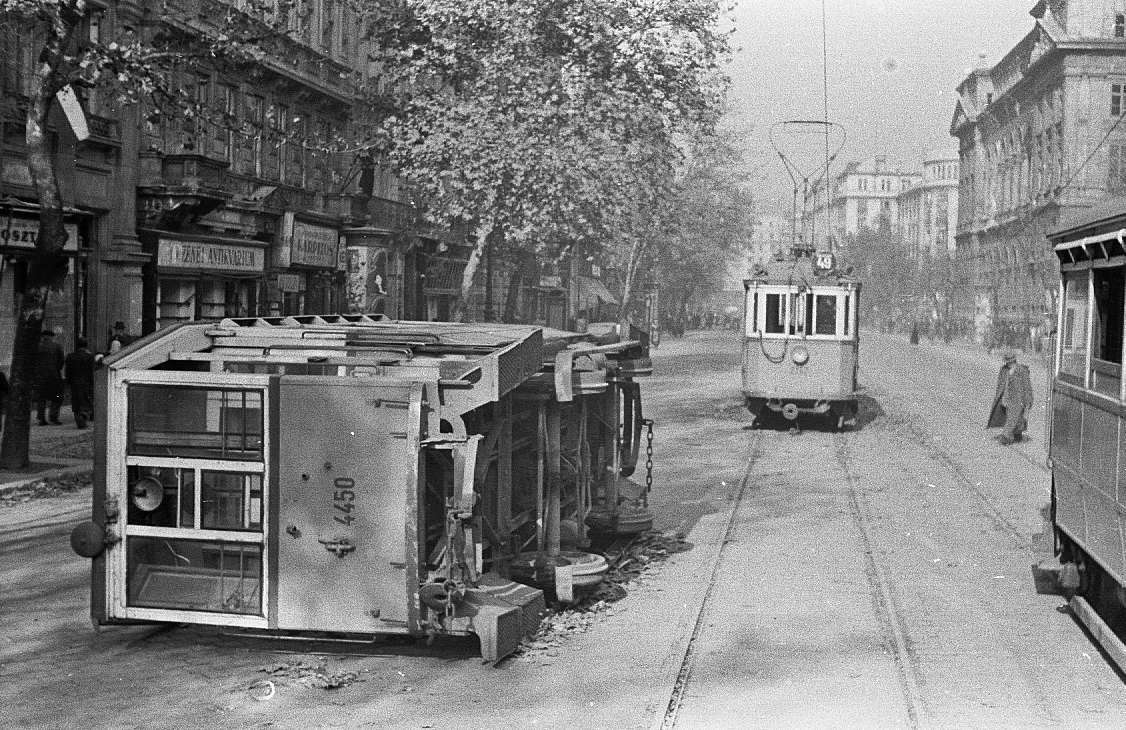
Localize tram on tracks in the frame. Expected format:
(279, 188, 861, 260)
(742, 247, 861, 429)
(68, 315, 654, 661)
(1047, 204, 1126, 656)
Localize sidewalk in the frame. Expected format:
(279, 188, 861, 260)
(0, 409, 93, 497)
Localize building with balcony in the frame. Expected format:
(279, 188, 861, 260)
(950, 0, 1126, 345)
(0, 0, 429, 363)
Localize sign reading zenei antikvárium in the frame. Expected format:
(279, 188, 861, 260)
(157, 239, 265, 272)
(290, 220, 339, 268)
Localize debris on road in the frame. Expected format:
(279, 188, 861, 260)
(259, 659, 364, 690)
(513, 530, 691, 660)
(0, 472, 92, 507)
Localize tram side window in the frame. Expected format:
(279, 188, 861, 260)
(1059, 272, 1089, 383)
(765, 293, 786, 334)
(1091, 266, 1125, 396)
(815, 295, 838, 335)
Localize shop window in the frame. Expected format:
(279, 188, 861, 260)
(1060, 271, 1090, 384)
(128, 385, 263, 461)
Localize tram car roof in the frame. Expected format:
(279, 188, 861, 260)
(743, 252, 859, 288)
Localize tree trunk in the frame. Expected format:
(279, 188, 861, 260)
(451, 219, 494, 323)
(0, 14, 75, 469)
(618, 234, 649, 334)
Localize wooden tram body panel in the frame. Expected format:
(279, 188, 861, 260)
(1046, 204, 1126, 654)
(77, 315, 651, 661)
(742, 253, 861, 424)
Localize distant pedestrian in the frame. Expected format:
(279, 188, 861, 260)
(35, 329, 65, 425)
(987, 349, 1033, 445)
(64, 337, 96, 429)
(0, 368, 8, 432)
(108, 320, 134, 354)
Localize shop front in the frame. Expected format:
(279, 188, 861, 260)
(272, 214, 343, 317)
(0, 207, 87, 366)
(142, 232, 268, 332)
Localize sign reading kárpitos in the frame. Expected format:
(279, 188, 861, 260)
(157, 238, 265, 272)
(290, 220, 339, 268)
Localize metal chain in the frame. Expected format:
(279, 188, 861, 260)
(644, 419, 654, 493)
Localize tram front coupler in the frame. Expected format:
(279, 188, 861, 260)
(766, 398, 831, 420)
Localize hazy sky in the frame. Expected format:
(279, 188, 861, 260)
(727, 1, 1035, 215)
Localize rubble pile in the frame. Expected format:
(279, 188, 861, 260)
(514, 530, 691, 659)
(258, 659, 364, 690)
(0, 472, 92, 507)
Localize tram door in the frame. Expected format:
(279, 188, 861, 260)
(275, 379, 422, 632)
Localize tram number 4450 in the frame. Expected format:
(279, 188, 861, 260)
(332, 477, 356, 525)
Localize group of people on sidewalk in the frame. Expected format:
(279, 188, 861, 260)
(0, 321, 134, 432)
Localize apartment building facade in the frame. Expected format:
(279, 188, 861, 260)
(897, 151, 960, 259)
(951, 0, 1126, 344)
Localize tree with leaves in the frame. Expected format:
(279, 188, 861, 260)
(0, 0, 302, 468)
(652, 126, 756, 336)
(363, 0, 731, 323)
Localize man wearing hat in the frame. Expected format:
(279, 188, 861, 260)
(987, 349, 1034, 445)
(35, 328, 65, 425)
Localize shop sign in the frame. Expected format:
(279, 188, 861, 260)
(157, 239, 264, 272)
(0, 217, 79, 252)
(539, 275, 562, 288)
(276, 273, 302, 292)
(286, 215, 339, 269)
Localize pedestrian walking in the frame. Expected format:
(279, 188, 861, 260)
(0, 368, 8, 432)
(35, 329, 65, 425)
(986, 349, 1033, 445)
(64, 337, 96, 429)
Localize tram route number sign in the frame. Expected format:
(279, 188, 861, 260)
(814, 252, 835, 271)
(332, 476, 356, 525)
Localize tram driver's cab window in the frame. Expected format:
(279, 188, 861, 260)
(1060, 271, 1089, 383)
(815, 295, 838, 335)
(1091, 266, 1125, 396)
(765, 293, 786, 334)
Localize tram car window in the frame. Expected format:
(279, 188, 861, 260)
(1059, 272, 1089, 384)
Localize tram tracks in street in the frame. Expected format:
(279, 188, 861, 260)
(652, 428, 764, 730)
(832, 431, 926, 730)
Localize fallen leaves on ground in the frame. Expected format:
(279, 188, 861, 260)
(258, 659, 364, 690)
(0, 472, 92, 507)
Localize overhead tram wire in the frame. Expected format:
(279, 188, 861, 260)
(822, 0, 833, 254)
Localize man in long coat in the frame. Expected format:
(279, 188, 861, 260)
(987, 350, 1034, 445)
(64, 337, 96, 429)
(35, 329, 65, 425)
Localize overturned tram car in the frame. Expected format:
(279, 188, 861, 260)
(69, 315, 653, 661)
(742, 250, 861, 429)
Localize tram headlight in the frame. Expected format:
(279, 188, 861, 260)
(131, 476, 164, 512)
(791, 346, 809, 366)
